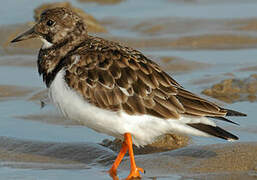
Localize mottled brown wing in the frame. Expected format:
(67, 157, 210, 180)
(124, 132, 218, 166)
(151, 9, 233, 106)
(176, 88, 227, 117)
(64, 40, 228, 119)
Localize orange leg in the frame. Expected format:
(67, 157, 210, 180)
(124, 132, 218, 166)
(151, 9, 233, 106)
(125, 133, 144, 180)
(109, 140, 128, 178)
(108, 133, 144, 180)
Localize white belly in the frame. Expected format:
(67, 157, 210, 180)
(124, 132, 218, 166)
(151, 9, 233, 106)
(49, 70, 215, 146)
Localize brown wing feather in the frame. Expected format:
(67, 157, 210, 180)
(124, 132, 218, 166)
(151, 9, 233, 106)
(64, 37, 241, 120)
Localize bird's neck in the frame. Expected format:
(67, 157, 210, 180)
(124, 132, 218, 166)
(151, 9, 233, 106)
(37, 34, 87, 87)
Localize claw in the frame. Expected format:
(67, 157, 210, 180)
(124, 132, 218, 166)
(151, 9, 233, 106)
(126, 167, 144, 179)
(109, 167, 117, 177)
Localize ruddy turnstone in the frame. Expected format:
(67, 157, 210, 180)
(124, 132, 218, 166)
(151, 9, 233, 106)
(11, 7, 246, 180)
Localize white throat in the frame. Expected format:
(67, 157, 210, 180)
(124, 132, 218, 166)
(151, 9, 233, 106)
(41, 38, 53, 49)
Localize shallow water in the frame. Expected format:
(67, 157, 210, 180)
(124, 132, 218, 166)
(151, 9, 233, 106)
(1, 0, 257, 179)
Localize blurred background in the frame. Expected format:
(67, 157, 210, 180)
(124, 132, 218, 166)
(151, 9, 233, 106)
(0, 0, 257, 179)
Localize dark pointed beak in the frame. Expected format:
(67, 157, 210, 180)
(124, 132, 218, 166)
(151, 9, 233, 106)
(10, 27, 37, 43)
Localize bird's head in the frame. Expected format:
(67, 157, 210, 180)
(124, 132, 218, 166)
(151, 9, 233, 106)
(11, 7, 87, 48)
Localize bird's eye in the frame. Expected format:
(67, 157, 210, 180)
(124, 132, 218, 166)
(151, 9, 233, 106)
(46, 20, 55, 26)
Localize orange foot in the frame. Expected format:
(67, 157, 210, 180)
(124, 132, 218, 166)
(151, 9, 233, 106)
(108, 133, 145, 180)
(126, 167, 144, 180)
(109, 167, 118, 179)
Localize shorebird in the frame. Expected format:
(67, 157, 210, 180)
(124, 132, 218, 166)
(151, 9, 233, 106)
(11, 7, 246, 179)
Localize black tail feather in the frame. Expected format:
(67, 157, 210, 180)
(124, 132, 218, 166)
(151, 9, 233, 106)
(224, 108, 247, 117)
(207, 116, 239, 126)
(188, 123, 239, 141)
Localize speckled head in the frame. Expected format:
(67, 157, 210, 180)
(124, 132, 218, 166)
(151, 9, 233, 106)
(11, 7, 87, 47)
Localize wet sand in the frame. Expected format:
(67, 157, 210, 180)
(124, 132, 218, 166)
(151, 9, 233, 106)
(119, 142, 257, 179)
(0, 85, 38, 101)
(77, 0, 123, 5)
(202, 74, 257, 103)
(0, 55, 36, 67)
(160, 56, 210, 73)
(98, 35, 257, 51)
(4, 16, 257, 54)
(0, 137, 256, 179)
